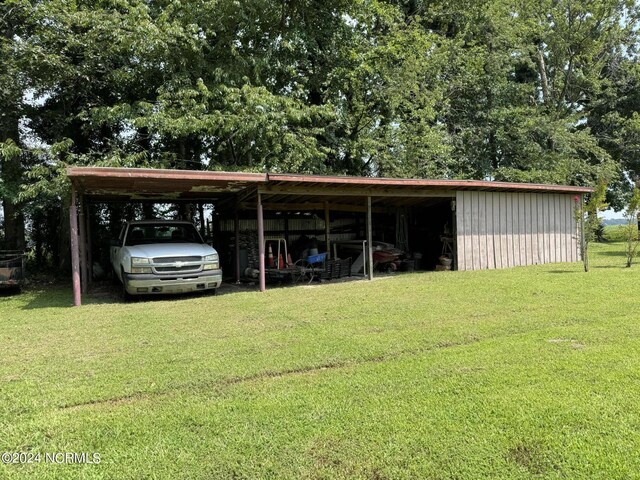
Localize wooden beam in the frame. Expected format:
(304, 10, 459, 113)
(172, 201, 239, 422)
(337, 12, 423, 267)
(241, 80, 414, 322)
(237, 185, 258, 204)
(257, 192, 266, 292)
(366, 196, 373, 281)
(70, 187, 81, 306)
(260, 186, 456, 198)
(238, 201, 392, 213)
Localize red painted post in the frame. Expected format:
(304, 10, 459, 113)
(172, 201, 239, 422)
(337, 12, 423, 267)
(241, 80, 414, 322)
(70, 187, 81, 306)
(257, 192, 266, 292)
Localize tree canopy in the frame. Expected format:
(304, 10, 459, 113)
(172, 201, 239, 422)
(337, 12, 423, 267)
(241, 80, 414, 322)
(1, 0, 639, 259)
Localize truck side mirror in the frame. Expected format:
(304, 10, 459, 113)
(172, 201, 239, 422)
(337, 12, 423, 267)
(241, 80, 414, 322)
(110, 239, 121, 247)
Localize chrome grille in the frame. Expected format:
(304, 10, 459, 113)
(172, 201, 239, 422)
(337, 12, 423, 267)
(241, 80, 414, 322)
(151, 256, 203, 274)
(153, 256, 201, 264)
(155, 265, 200, 273)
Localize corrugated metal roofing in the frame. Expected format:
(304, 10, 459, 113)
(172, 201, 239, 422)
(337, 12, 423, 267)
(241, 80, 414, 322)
(67, 167, 593, 204)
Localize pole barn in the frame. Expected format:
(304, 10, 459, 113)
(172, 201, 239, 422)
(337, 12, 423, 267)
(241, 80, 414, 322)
(67, 167, 592, 306)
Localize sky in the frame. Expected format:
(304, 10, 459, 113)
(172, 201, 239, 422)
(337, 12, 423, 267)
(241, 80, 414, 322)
(603, 208, 625, 219)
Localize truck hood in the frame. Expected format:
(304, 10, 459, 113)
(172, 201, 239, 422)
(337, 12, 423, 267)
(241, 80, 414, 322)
(125, 243, 217, 259)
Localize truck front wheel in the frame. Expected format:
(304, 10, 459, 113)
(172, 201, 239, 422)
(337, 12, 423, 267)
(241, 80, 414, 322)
(121, 268, 134, 302)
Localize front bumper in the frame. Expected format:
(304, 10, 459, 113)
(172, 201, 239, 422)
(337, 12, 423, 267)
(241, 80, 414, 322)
(123, 269, 222, 295)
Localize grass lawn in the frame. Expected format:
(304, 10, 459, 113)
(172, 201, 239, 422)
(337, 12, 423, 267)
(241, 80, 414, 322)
(2, 242, 640, 479)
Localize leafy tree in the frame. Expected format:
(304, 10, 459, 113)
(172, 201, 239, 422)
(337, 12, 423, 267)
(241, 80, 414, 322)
(576, 181, 608, 272)
(1, 1, 31, 250)
(623, 187, 640, 267)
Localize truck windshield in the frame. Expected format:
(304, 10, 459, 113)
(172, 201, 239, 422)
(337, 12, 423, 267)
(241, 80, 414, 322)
(125, 224, 204, 246)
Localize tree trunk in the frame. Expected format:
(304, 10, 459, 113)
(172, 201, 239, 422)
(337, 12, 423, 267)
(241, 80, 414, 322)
(58, 199, 71, 272)
(0, 13, 25, 251)
(536, 47, 551, 107)
(142, 203, 155, 219)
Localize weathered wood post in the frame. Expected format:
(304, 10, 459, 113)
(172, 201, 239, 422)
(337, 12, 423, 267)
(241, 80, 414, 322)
(70, 186, 81, 306)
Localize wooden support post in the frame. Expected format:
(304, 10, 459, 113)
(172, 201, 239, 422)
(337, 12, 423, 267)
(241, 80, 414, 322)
(235, 205, 241, 284)
(257, 192, 266, 292)
(86, 202, 93, 287)
(70, 187, 81, 306)
(366, 196, 374, 280)
(324, 201, 330, 259)
(78, 194, 88, 294)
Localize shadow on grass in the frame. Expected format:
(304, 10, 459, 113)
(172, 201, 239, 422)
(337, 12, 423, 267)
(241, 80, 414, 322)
(20, 287, 122, 310)
(19, 279, 264, 309)
(547, 264, 626, 273)
(18, 275, 372, 309)
(20, 286, 223, 309)
(0, 286, 22, 297)
(596, 250, 627, 257)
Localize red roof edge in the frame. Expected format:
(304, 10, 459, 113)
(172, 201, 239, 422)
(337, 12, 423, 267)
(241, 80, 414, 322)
(66, 167, 594, 194)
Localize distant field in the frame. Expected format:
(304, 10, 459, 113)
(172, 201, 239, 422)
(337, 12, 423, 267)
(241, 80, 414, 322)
(603, 224, 637, 242)
(1, 241, 640, 479)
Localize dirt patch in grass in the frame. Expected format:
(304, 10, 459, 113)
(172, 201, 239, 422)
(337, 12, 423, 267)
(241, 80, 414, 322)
(507, 443, 548, 475)
(507, 442, 558, 475)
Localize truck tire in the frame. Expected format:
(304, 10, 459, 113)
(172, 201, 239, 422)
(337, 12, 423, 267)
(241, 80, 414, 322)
(121, 268, 134, 302)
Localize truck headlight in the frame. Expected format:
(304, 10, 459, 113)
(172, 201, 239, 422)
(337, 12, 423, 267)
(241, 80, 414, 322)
(131, 267, 152, 274)
(131, 258, 152, 273)
(203, 254, 219, 270)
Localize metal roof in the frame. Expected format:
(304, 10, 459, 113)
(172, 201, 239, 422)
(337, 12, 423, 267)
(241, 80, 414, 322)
(67, 167, 593, 207)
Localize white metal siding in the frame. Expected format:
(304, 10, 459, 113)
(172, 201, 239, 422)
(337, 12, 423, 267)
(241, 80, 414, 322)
(456, 191, 579, 271)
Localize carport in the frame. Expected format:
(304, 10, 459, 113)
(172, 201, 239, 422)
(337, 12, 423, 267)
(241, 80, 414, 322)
(67, 167, 591, 306)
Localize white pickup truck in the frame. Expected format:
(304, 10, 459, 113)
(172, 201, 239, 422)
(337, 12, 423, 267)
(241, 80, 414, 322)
(110, 220, 222, 298)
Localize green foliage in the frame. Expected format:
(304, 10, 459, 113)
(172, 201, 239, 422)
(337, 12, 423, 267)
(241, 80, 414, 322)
(575, 181, 608, 271)
(7, 0, 636, 182)
(623, 187, 640, 267)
